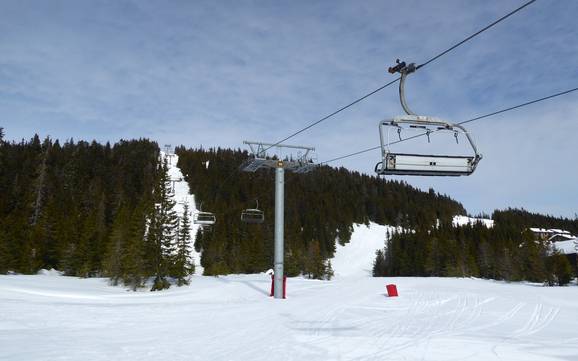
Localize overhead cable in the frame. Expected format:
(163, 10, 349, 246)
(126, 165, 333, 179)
(320, 86, 578, 165)
(264, 0, 538, 152)
(416, 0, 537, 70)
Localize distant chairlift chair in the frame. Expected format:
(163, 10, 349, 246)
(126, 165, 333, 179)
(241, 200, 265, 224)
(375, 60, 482, 177)
(194, 202, 216, 226)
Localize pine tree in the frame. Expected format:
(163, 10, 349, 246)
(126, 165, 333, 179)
(148, 159, 179, 291)
(121, 204, 147, 291)
(517, 231, 547, 283)
(324, 259, 334, 280)
(172, 203, 194, 286)
(546, 253, 573, 286)
(304, 240, 324, 279)
(372, 249, 387, 277)
(103, 205, 130, 285)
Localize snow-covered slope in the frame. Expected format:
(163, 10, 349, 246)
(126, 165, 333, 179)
(161, 151, 203, 274)
(332, 222, 399, 278)
(332, 217, 493, 278)
(2, 272, 578, 361)
(452, 215, 494, 228)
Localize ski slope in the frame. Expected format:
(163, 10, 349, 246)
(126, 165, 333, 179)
(1, 271, 577, 361)
(332, 222, 399, 277)
(161, 151, 203, 274)
(2, 200, 577, 360)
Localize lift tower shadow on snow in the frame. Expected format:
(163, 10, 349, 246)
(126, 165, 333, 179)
(240, 141, 317, 299)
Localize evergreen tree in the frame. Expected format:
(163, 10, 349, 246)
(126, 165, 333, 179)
(121, 204, 147, 291)
(372, 249, 387, 277)
(172, 203, 194, 286)
(546, 253, 573, 286)
(517, 231, 547, 283)
(147, 159, 179, 291)
(103, 205, 130, 285)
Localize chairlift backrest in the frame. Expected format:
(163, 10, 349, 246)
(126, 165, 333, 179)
(194, 211, 216, 225)
(241, 208, 265, 224)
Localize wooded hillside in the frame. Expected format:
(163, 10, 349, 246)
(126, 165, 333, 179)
(176, 146, 466, 278)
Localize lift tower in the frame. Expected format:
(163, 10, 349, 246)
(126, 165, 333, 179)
(241, 141, 316, 299)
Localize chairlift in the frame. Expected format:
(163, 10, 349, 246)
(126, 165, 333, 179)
(241, 200, 265, 224)
(375, 60, 482, 176)
(194, 202, 216, 226)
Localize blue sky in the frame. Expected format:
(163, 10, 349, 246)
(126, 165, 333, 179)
(1, 0, 577, 218)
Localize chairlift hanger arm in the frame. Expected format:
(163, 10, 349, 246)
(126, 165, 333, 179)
(389, 59, 418, 116)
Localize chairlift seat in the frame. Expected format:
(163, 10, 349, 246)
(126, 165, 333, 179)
(375, 153, 477, 176)
(194, 212, 216, 225)
(241, 209, 265, 224)
(377, 117, 482, 177)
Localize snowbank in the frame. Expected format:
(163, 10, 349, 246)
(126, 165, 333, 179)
(36, 268, 63, 276)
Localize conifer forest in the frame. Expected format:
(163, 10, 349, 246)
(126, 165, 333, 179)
(1, 131, 576, 289)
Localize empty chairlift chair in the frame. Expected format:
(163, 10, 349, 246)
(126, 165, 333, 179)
(194, 203, 216, 226)
(241, 200, 265, 224)
(376, 116, 481, 176)
(375, 60, 482, 177)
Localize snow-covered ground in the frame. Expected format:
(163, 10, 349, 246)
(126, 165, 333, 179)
(162, 151, 203, 274)
(332, 222, 398, 278)
(452, 215, 494, 228)
(2, 272, 577, 361)
(2, 220, 578, 361)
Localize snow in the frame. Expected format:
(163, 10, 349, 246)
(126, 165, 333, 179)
(161, 151, 203, 274)
(2, 272, 578, 361)
(2, 171, 577, 360)
(529, 227, 574, 237)
(551, 238, 578, 255)
(332, 222, 399, 277)
(36, 268, 63, 276)
(530, 227, 549, 233)
(452, 215, 494, 228)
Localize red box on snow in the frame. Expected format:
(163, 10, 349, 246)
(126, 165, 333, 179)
(386, 284, 398, 297)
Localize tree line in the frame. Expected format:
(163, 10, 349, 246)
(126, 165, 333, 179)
(0, 130, 193, 290)
(4, 131, 572, 286)
(373, 214, 577, 286)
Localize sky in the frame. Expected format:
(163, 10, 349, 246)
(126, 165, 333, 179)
(1, 0, 577, 218)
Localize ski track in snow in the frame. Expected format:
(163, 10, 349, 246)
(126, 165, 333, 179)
(2, 273, 577, 360)
(1, 191, 577, 360)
